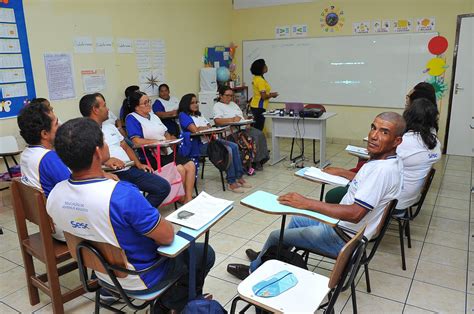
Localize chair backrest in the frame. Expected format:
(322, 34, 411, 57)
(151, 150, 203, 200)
(411, 168, 436, 218)
(63, 232, 129, 278)
(0, 135, 19, 154)
(366, 199, 398, 261)
(11, 178, 54, 237)
(328, 226, 366, 289)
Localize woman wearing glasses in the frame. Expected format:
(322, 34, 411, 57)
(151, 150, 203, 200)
(178, 93, 251, 193)
(213, 86, 270, 170)
(125, 91, 196, 203)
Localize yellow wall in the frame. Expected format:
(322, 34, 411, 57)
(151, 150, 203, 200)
(231, 0, 473, 146)
(0, 0, 232, 140)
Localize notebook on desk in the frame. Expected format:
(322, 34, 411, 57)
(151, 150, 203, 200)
(295, 167, 350, 187)
(240, 190, 339, 226)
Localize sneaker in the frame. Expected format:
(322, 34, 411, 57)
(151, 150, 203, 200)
(99, 288, 122, 303)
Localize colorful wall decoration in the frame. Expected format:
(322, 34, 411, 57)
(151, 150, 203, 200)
(320, 5, 344, 32)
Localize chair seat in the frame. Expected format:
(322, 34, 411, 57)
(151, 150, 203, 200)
(99, 279, 175, 301)
(237, 260, 330, 313)
(23, 232, 71, 263)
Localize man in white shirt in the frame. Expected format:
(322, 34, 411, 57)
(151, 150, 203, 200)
(79, 93, 171, 208)
(228, 112, 405, 279)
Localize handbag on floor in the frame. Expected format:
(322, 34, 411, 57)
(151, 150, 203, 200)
(142, 144, 185, 206)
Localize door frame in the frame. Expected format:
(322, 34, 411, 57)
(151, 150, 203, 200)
(443, 13, 474, 154)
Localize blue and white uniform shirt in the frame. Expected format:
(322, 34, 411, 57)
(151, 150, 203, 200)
(338, 156, 403, 240)
(46, 178, 167, 291)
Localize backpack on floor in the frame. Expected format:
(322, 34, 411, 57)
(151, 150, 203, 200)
(207, 138, 231, 172)
(260, 245, 308, 270)
(183, 297, 227, 314)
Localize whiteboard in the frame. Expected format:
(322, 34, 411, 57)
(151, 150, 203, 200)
(243, 32, 436, 108)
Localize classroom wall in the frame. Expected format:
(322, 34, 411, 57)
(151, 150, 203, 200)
(0, 0, 232, 141)
(231, 0, 473, 146)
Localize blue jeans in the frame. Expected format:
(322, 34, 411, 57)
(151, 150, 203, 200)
(200, 140, 244, 184)
(250, 216, 346, 271)
(115, 167, 171, 208)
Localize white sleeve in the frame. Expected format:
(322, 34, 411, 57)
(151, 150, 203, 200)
(232, 102, 244, 117)
(213, 103, 225, 118)
(353, 165, 393, 211)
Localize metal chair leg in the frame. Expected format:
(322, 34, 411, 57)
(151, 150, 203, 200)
(364, 262, 371, 293)
(201, 158, 205, 179)
(398, 220, 407, 271)
(230, 296, 242, 314)
(405, 221, 412, 248)
(351, 281, 358, 314)
(220, 171, 226, 191)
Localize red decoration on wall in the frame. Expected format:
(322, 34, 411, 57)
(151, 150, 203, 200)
(428, 36, 448, 55)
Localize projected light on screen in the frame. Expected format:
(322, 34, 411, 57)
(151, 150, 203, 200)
(332, 80, 361, 85)
(330, 62, 365, 66)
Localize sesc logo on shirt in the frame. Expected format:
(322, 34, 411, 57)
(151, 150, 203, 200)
(428, 153, 439, 159)
(70, 217, 90, 229)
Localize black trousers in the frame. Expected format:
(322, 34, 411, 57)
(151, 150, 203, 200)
(251, 107, 266, 131)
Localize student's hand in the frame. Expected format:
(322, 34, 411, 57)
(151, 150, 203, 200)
(278, 192, 310, 209)
(103, 172, 120, 181)
(104, 158, 125, 170)
(270, 92, 279, 98)
(137, 163, 153, 173)
(323, 167, 344, 176)
(233, 116, 242, 122)
(171, 110, 178, 115)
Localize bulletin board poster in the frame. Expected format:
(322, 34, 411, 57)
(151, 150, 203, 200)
(0, 0, 35, 120)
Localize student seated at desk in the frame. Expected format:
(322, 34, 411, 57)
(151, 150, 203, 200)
(325, 98, 441, 209)
(47, 118, 215, 312)
(125, 91, 196, 203)
(119, 85, 140, 130)
(227, 112, 405, 280)
(213, 86, 269, 170)
(152, 83, 180, 137)
(80, 93, 171, 208)
(178, 93, 252, 194)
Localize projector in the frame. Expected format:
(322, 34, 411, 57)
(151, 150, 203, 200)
(299, 108, 324, 118)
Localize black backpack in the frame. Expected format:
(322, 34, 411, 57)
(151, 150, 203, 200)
(260, 245, 308, 270)
(207, 139, 231, 172)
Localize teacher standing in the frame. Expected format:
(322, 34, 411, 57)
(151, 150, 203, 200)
(249, 59, 279, 131)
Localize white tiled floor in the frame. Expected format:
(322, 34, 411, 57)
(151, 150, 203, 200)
(0, 138, 472, 313)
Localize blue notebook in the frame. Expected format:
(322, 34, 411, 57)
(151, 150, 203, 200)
(240, 191, 339, 226)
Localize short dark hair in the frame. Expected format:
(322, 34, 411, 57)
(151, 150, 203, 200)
(409, 82, 436, 105)
(79, 94, 100, 117)
(218, 85, 232, 96)
(159, 83, 169, 92)
(376, 112, 406, 137)
(54, 118, 104, 172)
(250, 59, 266, 76)
(126, 91, 147, 115)
(178, 93, 200, 116)
(121, 85, 140, 119)
(403, 98, 439, 149)
(29, 98, 50, 107)
(17, 102, 53, 145)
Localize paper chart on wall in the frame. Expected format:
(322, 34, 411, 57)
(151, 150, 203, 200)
(0, 54, 23, 68)
(353, 21, 370, 34)
(150, 39, 165, 53)
(138, 68, 164, 96)
(95, 37, 113, 53)
(0, 82, 27, 98)
(136, 54, 150, 69)
(117, 38, 133, 53)
(0, 23, 18, 38)
(372, 20, 390, 33)
(73, 36, 93, 53)
(392, 19, 412, 33)
(416, 17, 435, 32)
(135, 39, 150, 53)
(0, 8, 15, 23)
(0, 68, 25, 83)
(81, 69, 106, 93)
(0, 38, 20, 53)
(150, 54, 165, 68)
(44, 53, 75, 101)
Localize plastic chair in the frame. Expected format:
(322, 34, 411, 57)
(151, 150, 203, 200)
(63, 231, 178, 313)
(289, 104, 326, 164)
(393, 168, 436, 270)
(230, 226, 366, 314)
(11, 179, 85, 314)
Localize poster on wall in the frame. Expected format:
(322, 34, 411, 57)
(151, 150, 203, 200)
(372, 20, 390, 33)
(44, 53, 75, 101)
(0, 1, 36, 120)
(138, 68, 163, 96)
(416, 17, 436, 32)
(275, 26, 291, 38)
(117, 38, 134, 53)
(291, 24, 308, 37)
(81, 69, 106, 93)
(320, 5, 345, 32)
(353, 21, 370, 34)
(73, 36, 93, 54)
(392, 19, 412, 32)
(95, 37, 113, 53)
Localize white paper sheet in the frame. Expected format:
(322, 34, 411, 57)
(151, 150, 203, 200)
(0, 82, 27, 98)
(138, 68, 163, 96)
(0, 8, 15, 23)
(73, 36, 93, 53)
(135, 39, 150, 53)
(117, 38, 133, 53)
(0, 54, 23, 68)
(0, 23, 18, 38)
(81, 69, 106, 92)
(136, 54, 150, 69)
(304, 167, 350, 186)
(150, 54, 165, 68)
(95, 37, 114, 53)
(166, 192, 233, 230)
(0, 68, 25, 83)
(44, 53, 75, 101)
(0, 39, 20, 53)
(150, 39, 165, 53)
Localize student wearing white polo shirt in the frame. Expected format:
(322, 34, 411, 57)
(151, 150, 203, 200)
(227, 112, 405, 280)
(79, 93, 171, 208)
(213, 86, 270, 170)
(152, 84, 180, 137)
(47, 118, 215, 312)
